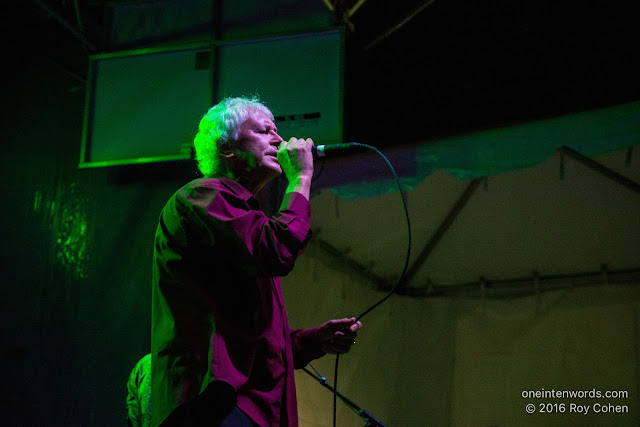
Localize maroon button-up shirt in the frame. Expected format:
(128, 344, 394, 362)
(151, 177, 324, 426)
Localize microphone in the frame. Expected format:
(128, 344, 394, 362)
(312, 143, 367, 159)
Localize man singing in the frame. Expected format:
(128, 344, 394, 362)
(151, 96, 362, 426)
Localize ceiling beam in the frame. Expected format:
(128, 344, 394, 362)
(35, 0, 97, 53)
(364, 0, 438, 51)
(346, 0, 368, 18)
(322, 0, 355, 31)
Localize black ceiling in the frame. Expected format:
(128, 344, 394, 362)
(10, 0, 640, 148)
(345, 0, 640, 145)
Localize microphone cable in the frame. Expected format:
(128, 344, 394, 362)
(326, 142, 412, 427)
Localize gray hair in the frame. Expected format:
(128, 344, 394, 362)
(193, 96, 274, 177)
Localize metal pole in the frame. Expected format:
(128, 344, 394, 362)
(35, 0, 97, 53)
(560, 146, 640, 194)
(400, 178, 482, 288)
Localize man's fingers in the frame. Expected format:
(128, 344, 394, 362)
(349, 320, 362, 333)
(319, 317, 363, 355)
(286, 137, 313, 147)
(328, 317, 356, 330)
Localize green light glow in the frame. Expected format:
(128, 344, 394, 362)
(55, 203, 89, 279)
(35, 182, 91, 279)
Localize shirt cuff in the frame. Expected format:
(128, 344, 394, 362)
(280, 192, 311, 220)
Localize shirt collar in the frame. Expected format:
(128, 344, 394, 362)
(216, 177, 260, 210)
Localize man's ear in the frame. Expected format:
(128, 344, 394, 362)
(218, 141, 234, 159)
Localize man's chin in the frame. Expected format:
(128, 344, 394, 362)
(264, 167, 282, 182)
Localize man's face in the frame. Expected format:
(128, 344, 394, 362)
(232, 112, 284, 185)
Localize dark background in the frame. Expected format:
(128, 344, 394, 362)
(2, 0, 638, 424)
(347, 0, 639, 144)
(8, 0, 640, 146)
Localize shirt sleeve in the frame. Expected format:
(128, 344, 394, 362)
(289, 327, 326, 369)
(177, 181, 312, 278)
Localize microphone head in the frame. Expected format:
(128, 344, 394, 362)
(312, 143, 366, 159)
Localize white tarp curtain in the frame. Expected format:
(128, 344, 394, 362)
(282, 100, 640, 426)
(330, 100, 640, 198)
(285, 251, 640, 426)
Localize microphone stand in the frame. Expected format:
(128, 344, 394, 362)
(303, 366, 387, 427)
